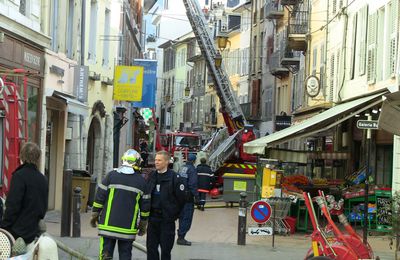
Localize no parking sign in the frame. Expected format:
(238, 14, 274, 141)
(250, 200, 272, 224)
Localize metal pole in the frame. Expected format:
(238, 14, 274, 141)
(363, 114, 372, 244)
(72, 187, 82, 237)
(237, 192, 247, 245)
(61, 169, 72, 237)
(272, 203, 276, 248)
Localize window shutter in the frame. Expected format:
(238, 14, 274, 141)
(349, 14, 357, 79)
(329, 54, 335, 102)
(367, 12, 377, 84)
(332, 0, 337, 14)
(389, 0, 399, 77)
(359, 5, 368, 76)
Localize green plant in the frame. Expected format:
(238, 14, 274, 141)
(390, 191, 400, 259)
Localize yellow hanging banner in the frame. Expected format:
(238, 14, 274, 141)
(113, 66, 144, 101)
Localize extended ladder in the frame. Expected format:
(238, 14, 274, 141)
(183, 0, 247, 134)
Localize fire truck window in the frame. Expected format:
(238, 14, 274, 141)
(27, 86, 38, 142)
(175, 136, 199, 147)
(161, 136, 168, 146)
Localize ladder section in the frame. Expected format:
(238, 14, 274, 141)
(183, 0, 247, 135)
(208, 130, 242, 171)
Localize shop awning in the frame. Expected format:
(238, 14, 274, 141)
(378, 91, 400, 135)
(244, 93, 385, 155)
(50, 90, 88, 117)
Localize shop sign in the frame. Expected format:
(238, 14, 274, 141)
(113, 65, 143, 102)
(73, 66, 89, 102)
(275, 115, 292, 131)
(357, 120, 378, 129)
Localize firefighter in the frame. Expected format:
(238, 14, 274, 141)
(146, 151, 188, 260)
(196, 158, 214, 211)
(177, 153, 199, 246)
(90, 149, 150, 260)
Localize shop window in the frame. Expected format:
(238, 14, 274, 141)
(27, 86, 39, 142)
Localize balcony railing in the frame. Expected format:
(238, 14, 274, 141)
(240, 102, 251, 119)
(269, 50, 289, 77)
(281, 0, 302, 5)
(265, 0, 284, 20)
(289, 10, 308, 34)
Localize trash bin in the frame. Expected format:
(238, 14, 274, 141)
(71, 170, 91, 213)
(222, 173, 257, 203)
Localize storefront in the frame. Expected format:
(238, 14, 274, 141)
(244, 91, 393, 233)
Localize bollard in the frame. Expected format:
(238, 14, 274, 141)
(237, 192, 247, 245)
(72, 187, 82, 237)
(272, 203, 276, 248)
(61, 170, 72, 237)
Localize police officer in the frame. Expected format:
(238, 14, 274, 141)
(196, 158, 214, 211)
(146, 151, 187, 260)
(177, 153, 199, 246)
(91, 149, 150, 260)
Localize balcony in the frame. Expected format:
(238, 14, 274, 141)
(240, 103, 251, 119)
(281, 0, 302, 5)
(269, 51, 289, 78)
(281, 49, 301, 67)
(288, 10, 308, 51)
(265, 0, 284, 20)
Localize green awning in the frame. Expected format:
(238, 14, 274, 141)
(244, 93, 384, 155)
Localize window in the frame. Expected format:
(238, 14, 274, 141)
(50, 0, 59, 52)
(19, 0, 27, 15)
(329, 54, 335, 102)
(66, 0, 74, 58)
(88, 1, 98, 62)
(332, 0, 337, 14)
(164, 0, 169, 9)
(27, 85, 39, 142)
(103, 8, 111, 67)
(312, 47, 318, 75)
(320, 43, 325, 90)
(259, 32, 264, 71)
(252, 36, 257, 73)
(388, 0, 398, 78)
(367, 12, 377, 83)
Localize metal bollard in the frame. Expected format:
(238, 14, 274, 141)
(72, 187, 82, 237)
(61, 170, 72, 237)
(237, 192, 247, 246)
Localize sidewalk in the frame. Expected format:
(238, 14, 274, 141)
(44, 206, 395, 259)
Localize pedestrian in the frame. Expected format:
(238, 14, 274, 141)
(140, 139, 150, 167)
(146, 150, 188, 260)
(177, 153, 199, 246)
(196, 158, 214, 211)
(1, 142, 48, 252)
(90, 149, 150, 260)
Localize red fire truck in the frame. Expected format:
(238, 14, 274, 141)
(157, 131, 201, 160)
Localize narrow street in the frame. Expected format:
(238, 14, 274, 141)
(45, 202, 394, 259)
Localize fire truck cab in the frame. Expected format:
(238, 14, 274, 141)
(158, 131, 201, 159)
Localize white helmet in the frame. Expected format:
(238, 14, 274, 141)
(121, 149, 142, 168)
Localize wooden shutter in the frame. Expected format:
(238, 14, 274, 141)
(358, 5, 368, 76)
(367, 12, 377, 84)
(349, 13, 357, 79)
(389, 0, 399, 77)
(329, 54, 335, 102)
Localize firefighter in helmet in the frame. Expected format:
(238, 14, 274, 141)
(91, 149, 150, 260)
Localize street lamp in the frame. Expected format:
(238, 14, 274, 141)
(216, 34, 230, 51)
(214, 51, 222, 68)
(184, 85, 190, 97)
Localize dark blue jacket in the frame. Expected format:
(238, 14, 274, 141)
(147, 169, 188, 221)
(196, 163, 214, 191)
(179, 162, 199, 199)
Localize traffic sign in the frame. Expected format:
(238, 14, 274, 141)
(248, 227, 273, 236)
(356, 120, 378, 129)
(250, 200, 272, 224)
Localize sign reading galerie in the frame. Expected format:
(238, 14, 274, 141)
(113, 66, 144, 101)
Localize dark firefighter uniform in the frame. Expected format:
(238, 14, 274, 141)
(196, 161, 214, 210)
(177, 156, 198, 245)
(146, 168, 188, 260)
(92, 167, 150, 259)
